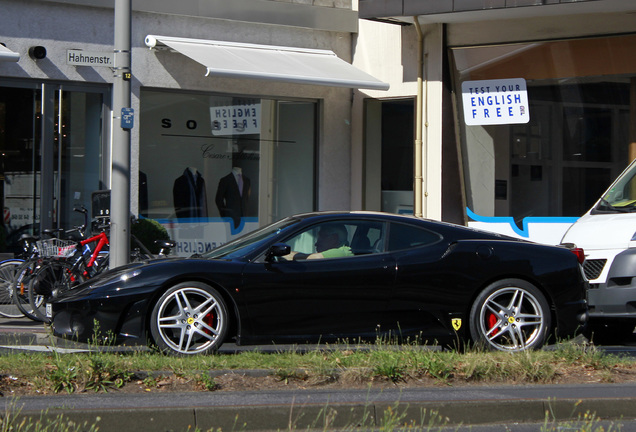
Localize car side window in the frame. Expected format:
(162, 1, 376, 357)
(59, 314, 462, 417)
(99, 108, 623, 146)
(387, 223, 441, 251)
(280, 220, 386, 260)
(349, 222, 384, 255)
(286, 227, 321, 255)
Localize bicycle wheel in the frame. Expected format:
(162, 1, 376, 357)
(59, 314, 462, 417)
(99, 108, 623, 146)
(0, 259, 26, 319)
(28, 259, 85, 323)
(12, 260, 43, 322)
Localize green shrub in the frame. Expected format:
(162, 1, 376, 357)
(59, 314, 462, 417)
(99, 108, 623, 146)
(131, 218, 171, 255)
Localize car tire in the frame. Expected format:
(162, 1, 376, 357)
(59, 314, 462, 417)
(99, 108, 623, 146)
(583, 318, 636, 345)
(150, 282, 229, 355)
(469, 278, 551, 352)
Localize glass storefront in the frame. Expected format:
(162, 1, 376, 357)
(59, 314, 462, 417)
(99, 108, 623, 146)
(0, 81, 107, 254)
(451, 34, 636, 244)
(139, 89, 316, 256)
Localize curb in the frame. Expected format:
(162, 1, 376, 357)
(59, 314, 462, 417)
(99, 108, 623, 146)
(12, 398, 636, 431)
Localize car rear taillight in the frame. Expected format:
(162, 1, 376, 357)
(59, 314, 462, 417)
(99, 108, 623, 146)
(570, 247, 585, 265)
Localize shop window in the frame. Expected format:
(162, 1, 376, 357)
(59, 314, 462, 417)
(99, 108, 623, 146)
(451, 34, 635, 243)
(139, 90, 316, 256)
(563, 106, 612, 163)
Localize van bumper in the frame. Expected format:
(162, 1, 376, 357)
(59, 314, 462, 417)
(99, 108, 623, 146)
(587, 248, 636, 318)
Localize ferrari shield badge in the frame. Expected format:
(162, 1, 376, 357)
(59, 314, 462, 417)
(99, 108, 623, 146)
(452, 318, 462, 331)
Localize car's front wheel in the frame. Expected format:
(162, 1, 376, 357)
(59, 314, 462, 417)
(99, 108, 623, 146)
(469, 279, 551, 352)
(150, 282, 228, 355)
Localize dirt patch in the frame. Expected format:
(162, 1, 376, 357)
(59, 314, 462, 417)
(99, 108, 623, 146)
(4, 363, 636, 397)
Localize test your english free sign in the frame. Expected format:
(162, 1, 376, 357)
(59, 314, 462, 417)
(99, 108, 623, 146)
(461, 78, 529, 126)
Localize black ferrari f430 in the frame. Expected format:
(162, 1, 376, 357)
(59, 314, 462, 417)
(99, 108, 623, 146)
(50, 212, 588, 355)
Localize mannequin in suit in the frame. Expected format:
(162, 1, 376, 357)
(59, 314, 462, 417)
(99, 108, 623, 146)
(215, 167, 250, 229)
(173, 167, 208, 219)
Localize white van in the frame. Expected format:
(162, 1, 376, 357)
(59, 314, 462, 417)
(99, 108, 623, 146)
(561, 159, 636, 342)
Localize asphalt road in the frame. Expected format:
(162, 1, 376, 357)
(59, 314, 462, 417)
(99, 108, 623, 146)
(2, 317, 636, 431)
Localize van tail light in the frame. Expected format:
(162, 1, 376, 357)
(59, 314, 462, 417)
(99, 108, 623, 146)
(570, 247, 585, 265)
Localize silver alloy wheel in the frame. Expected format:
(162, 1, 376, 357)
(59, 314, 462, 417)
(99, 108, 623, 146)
(154, 286, 227, 355)
(477, 286, 546, 351)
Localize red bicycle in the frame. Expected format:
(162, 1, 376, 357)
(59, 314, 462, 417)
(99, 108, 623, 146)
(27, 212, 173, 322)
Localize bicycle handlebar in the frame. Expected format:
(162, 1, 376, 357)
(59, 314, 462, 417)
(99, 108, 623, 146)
(71, 206, 90, 238)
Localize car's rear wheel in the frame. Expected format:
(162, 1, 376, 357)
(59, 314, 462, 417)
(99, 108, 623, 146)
(150, 282, 228, 355)
(469, 279, 551, 352)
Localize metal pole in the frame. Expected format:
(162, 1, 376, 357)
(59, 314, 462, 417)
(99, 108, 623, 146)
(40, 85, 55, 232)
(630, 78, 636, 162)
(111, 0, 132, 267)
(413, 18, 424, 218)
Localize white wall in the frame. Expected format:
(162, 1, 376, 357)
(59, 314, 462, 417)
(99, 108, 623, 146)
(351, 19, 418, 210)
(351, 19, 443, 220)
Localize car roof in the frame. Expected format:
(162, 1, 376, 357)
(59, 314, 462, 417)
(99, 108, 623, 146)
(286, 211, 521, 241)
(289, 211, 420, 221)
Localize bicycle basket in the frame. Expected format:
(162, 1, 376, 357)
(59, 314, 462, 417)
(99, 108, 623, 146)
(36, 239, 77, 257)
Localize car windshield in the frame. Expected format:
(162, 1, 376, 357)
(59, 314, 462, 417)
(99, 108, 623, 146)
(202, 217, 300, 259)
(597, 162, 636, 212)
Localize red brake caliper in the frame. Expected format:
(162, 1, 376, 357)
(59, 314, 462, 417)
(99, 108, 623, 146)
(487, 312, 499, 336)
(203, 312, 215, 335)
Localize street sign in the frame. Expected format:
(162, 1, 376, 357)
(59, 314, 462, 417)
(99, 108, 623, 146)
(121, 107, 134, 129)
(67, 50, 114, 67)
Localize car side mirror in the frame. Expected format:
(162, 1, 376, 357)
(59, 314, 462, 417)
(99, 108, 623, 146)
(266, 243, 291, 261)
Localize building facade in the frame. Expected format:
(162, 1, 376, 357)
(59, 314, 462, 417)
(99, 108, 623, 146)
(3, 0, 634, 258)
(355, 0, 636, 245)
(0, 0, 387, 256)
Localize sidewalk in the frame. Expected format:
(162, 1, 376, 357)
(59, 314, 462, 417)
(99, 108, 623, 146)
(0, 317, 147, 353)
(0, 316, 46, 333)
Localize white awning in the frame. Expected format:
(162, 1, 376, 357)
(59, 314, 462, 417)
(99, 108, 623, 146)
(145, 35, 389, 91)
(0, 44, 19, 62)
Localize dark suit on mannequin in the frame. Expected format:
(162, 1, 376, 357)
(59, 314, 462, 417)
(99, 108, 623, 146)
(215, 167, 250, 229)
(173, 167, 208, 219)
